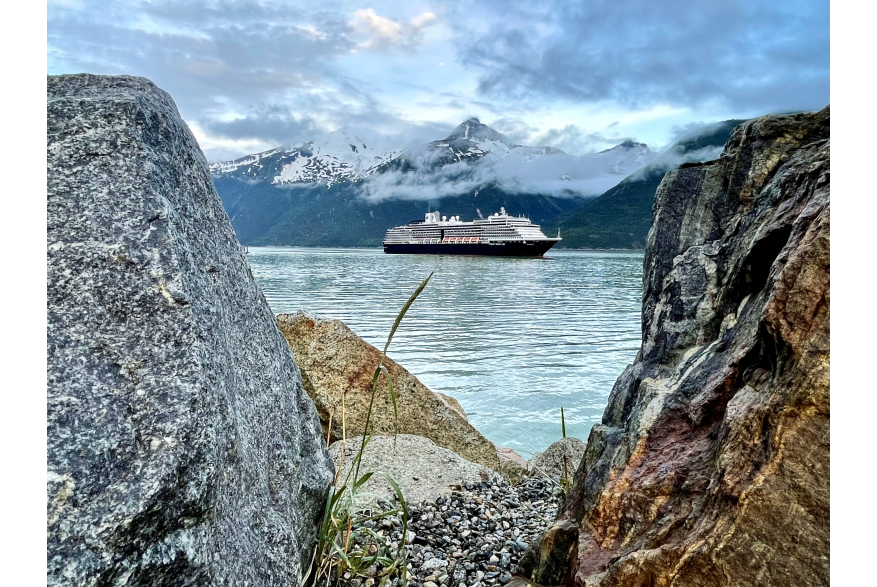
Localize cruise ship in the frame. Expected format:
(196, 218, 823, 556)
(383, 208, 561, 256)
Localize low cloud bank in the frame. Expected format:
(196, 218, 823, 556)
(358, 143, 655, 202)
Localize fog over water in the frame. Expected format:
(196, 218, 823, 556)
(249, 247, 644, 455)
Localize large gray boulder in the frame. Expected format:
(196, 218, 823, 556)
(530, 437, 587, 483)
(47, 74, 334, 586)
(328, 435, 503, 508)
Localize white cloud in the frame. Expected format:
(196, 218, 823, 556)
(350, 8, 437, 51)
(295, 24, 327, 40)
(187, 122, 278, 162)
(351, 9, 403, 47)
(410, 12, 437, 29)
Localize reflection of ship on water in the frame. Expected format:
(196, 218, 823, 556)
(383, 207, 561, 257)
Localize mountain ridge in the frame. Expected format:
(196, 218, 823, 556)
(210, 118, 658, 198)
(551, 119, 749, 249)
(209, 118, 743, 247)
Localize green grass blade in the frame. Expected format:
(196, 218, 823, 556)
(379, 473, 409, 519)
(352, 508, 403, 524)
(353, 471, 374, 491)
(378, 364, 399, 438)
(329, 541, 352, 567)
(383, 272, 433, 355)
(379, 471, 410, 564)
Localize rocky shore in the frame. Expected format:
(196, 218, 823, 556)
(330, 477, 559, 587)
(47, 73, 829, 587)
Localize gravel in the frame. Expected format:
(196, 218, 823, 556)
(330, 476, 558, 587)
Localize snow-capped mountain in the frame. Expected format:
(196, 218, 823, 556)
(210, 118, 661, 247)
(210, 118, 657, 198)
(360, 119, 656, 200)
(209, 128, 400, 187)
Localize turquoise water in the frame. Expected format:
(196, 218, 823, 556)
(248, 247, 644, 456)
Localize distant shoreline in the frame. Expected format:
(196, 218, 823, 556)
(242, 244, 646, 253)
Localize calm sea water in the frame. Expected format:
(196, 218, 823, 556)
(248, 247, 644, 456)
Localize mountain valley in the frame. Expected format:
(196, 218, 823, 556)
(211, 118, 746, 248)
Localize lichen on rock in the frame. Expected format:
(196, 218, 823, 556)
(47, 74, 334, 586)
(521, 107, 830, 587)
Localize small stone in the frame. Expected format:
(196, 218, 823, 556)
(424, 582, 438, 587)
(365, 579, 375, 587)
(421, 558, 449, 572)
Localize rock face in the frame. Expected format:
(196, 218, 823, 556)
(328, 435, 503, 507)
(521, 108, 830, 587)
(47, 75, 334, 586)
(278, 311, 504, 475)
(530, 438, 587, 484)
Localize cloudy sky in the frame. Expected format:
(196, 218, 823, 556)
(47, 0, 829, 162)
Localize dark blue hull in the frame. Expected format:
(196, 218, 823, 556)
(383, 240, 559, 257)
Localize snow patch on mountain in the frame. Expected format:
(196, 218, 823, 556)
(208, 147, 286, 175)
(211, 127, 401, 187)
(358, 120, 658, 201)
(210, 117, 658, 199)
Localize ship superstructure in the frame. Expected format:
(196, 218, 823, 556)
(383, 208, 561, 256)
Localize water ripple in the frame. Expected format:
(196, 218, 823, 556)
(249, 247, 643, 456)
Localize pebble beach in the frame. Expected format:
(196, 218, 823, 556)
(333, 476, 559, 587)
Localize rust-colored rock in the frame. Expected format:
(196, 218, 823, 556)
(278, 311, 504, 474)
(523, 107, 830, 587)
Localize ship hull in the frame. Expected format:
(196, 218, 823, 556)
(383, 240, 559, 257)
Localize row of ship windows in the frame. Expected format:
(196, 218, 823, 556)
(393, 229, 539, 236)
